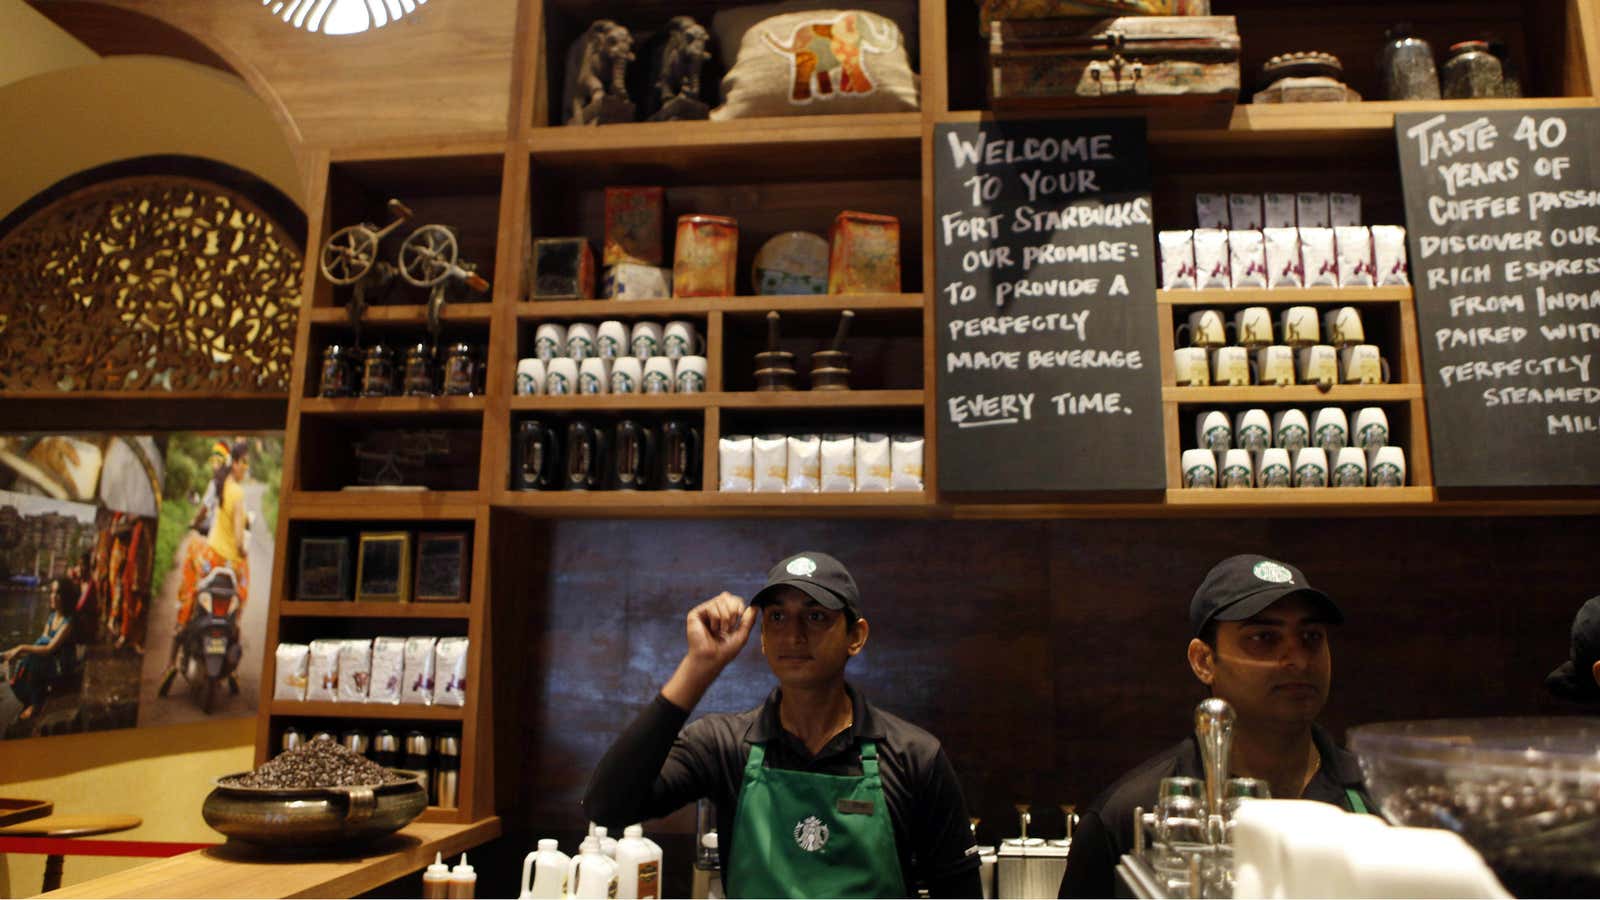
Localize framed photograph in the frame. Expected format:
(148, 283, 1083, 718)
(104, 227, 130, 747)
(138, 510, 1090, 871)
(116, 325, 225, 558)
(296, 536, 351, 601)
(414, 532, 470, 603)
(355, 531, 412, 603)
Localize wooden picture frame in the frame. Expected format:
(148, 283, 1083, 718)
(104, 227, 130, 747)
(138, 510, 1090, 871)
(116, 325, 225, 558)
(296, 536, 352, 601)
(355, 531, 412, 603)
(413, 531, 470, 603)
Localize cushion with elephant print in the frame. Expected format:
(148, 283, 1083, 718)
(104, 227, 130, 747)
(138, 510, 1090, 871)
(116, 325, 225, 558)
(710, 9, 919, 120)
(710, 1, 918, 69)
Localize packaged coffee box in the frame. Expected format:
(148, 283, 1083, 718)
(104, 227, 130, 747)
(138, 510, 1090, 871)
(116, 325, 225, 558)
(337, 639, 373, 704)
(820, 434, 856, 492)
(402, 636, 437, 705)
(855, 433, 892, 492)
(786, 435, 821, 493)
(754, 434, 788, 493)
(274, 643, 309, 702)
(719, 435, 754, 492)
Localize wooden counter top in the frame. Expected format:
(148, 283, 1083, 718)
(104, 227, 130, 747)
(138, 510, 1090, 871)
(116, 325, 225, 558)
(40, 817, 500, 899)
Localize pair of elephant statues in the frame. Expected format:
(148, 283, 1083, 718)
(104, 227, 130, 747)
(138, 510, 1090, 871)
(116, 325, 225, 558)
(564, 16, 711, 125)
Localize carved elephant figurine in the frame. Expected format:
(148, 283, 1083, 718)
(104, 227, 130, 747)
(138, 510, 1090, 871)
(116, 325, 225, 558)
(564, 19, 636, 125)
(759, 11, 897, 103)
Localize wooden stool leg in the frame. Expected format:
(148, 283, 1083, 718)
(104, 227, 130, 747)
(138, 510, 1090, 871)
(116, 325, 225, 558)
(43, 853, 64, 893)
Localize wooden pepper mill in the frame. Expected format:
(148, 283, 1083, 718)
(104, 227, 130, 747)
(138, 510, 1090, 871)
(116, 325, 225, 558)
(810, 310, 853, 391)
(754, 310, 797, 391)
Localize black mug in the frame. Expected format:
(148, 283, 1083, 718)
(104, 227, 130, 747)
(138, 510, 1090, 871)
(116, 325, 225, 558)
(660, 419, 702, 491)
(565, 420, 609, 491)
(612, 420, 658, 491)
(515, 420, 561, 491)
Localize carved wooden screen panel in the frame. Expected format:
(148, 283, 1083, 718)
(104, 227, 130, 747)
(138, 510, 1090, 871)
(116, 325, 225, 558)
(0, 177, 302, 393)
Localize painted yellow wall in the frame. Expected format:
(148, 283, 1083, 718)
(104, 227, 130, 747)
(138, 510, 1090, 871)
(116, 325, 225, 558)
(0, 718, 255, 898)
(0, 0, 98, 88)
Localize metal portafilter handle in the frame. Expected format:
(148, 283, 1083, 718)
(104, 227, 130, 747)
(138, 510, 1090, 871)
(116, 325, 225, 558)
(1194, 698, 1236, 828)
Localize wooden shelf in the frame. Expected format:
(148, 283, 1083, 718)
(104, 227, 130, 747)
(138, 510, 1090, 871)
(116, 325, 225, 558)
(283, 491, 485, 520)
(510, 393, 710, 411)
(1157, 287, 1413, 306)
(279, 601, 472, 619)
(299, 396, 486, 416)
(718, 390, 925, 409)
(267, 701, 465, 721)
(517, 293, 923, 319)
(1166, 487, 1436, 507)
(39, 817, 502, 899)
(499, 489, 933, 517)
(0, 391, 287, 431)
(308, 303, 494, 326)
(1164, 385, 1422, 404)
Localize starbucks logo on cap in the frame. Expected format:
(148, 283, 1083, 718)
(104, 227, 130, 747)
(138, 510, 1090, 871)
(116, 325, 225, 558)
(787, 557, 818, 577)
(1253, 561, 1294, 584)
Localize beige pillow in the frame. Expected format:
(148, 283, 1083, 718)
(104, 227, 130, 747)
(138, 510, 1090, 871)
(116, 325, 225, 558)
(710, 10, 920, 120)
(711, 0, 919, 68)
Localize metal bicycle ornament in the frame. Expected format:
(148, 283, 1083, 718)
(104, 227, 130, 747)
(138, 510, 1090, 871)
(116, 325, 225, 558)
(321, 198, 413, 336)
(397, 224, 492, 337)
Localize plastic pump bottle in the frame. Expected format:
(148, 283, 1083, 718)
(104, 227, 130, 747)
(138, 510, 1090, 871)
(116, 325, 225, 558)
(447, 852, 476, 899)
(616, 824, 664, 899)
(422, 852, 451, 900)
(520, 838, 570, 899)
(569, 835, 620, 900)
(594, 824, 619, 859)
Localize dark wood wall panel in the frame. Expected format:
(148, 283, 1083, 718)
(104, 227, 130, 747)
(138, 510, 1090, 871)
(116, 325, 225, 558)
(496, 515, 1597, 890)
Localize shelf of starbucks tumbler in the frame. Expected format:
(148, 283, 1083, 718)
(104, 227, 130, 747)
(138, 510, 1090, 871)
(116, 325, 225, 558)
(1164, 384, 1422, 404)
(525, 113, 922, 180)
(279, 601, 472, 620)
(266, 700, 465, 721)
(38, 816, 501, 900)
(1165, 486, 1436, 507)
(299, 396, 487, 416)
(496, 489, 933, 517)
(515, 293, 923, 319)
(1156, 287, 1412, 307)
(283, 491, 485, 520)
(308, 303, 494, 327)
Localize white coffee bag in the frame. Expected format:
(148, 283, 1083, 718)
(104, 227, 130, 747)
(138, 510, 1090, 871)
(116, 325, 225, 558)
(1371, 225, 1410, 286)
(1335, 226, 1375, 287)
(891, 435, 924, 492)
(1228, 230, 1268, 289)
(1159, 230, 1196, 290)
(753, 434, 788, 493)
(1263, 193, 1297, 228)
(820, 434, 855, 492)
(1228, 194, 1263, 231)
(402, 636, 437, 705)
(1296, 192, 1330, 228)
(1300, 228, 1338, 287)
(1195, 193, 1230, 228)
(369, 636, 406, 705)
(307, 639, 342, 702)
(434, 637, 469, 708)
(786, 435, 821, 493)
(1263, 227, 1304, 288)
(1329, 192, 1362, 227)
(718, 435, 753, 492)
(1193, 229, 1231, 289)
(273, 643, 309, 702)
(855, 433, 892, 492)
(337, 639, 373, 704)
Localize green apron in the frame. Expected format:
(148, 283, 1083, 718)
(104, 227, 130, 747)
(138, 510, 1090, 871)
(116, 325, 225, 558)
(726, 740, 908, 899)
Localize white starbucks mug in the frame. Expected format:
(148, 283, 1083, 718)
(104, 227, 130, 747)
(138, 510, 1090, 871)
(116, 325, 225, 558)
(1296, 344, 1338, 385)
(1369, 446, 1407, 487)
(1339, 344, 1390, 384)
(1210, 346, 1252, 387)
(1221, 449, 1255, 489)
(1255, 345, 1296, 386)
(579, 357, 610, 395)
(1258, 448, 1293, 488)
(1232, 306, 1274, 348)
(1323, 306, 1365, 347)
(1174, 347, 1211, 387)
(544, 357, 577, 396)
(1312, 407, 1349, 455)
(631, 321, 664, 361)
(675, 355, 707, 393)
(566, 322, 598, 361)
(1293, 447, 1329, 488)
(610, 356, 642, 394)
(1176, 309, 1227, 348)
(1196, 410, 1231, 453)
(515, 358, 545, 396)
(1273, 409, 1311, 457)
(1332, 447, 1368, 487)
(664, 320, 706, 360)
(1353, 407, 1390, 454)
(597, 320, 629, 360)
(1280, 306, 1321, 347)
(643, 356, 675, 394)
(533, 323, 567, 362)
(1234, 408, 1272, 456)
(1181, 448, 1218, 489)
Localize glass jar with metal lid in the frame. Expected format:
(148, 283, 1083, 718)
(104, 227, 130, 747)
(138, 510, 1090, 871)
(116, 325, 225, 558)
(403, 342, 437, 397)
(361, 344, 396, 397)
(1441, 40, 1503, 99)
(441, 343, 478, 396)
(318, 344, 357, 398)
(1379, 26, 1439, 100)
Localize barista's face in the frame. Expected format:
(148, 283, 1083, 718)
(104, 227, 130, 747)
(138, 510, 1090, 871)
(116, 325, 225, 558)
(1189, 594, 1332, 731)
(759, 587, 867, 689)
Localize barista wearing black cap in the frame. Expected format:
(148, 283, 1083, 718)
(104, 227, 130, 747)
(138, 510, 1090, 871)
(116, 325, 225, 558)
(584, 551, 982, 899)
(1546, 595, 1600, 704)
(1058, 554, 1376, 899)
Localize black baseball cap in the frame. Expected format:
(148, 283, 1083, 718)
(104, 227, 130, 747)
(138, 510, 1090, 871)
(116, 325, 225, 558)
(1546, 595, 1600, 702)
(751, 551, 862, 619)
(1190, 554, 1343, 637)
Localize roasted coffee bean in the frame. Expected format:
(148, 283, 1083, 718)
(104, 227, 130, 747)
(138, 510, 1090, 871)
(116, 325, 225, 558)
(224, 736, 410, 789)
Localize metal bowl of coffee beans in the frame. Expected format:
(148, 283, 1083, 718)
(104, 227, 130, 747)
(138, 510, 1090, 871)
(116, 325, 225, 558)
(203, 737, 428, 846)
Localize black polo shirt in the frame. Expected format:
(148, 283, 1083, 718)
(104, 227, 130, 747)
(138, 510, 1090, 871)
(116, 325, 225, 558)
(1058, 724, 1376, 899)
(583, 682, 982, 898)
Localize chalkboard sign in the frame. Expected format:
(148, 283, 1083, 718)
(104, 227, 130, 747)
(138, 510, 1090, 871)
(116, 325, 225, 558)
(1396, 109, 1600, 488)
(933, 119, 1164, 493)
